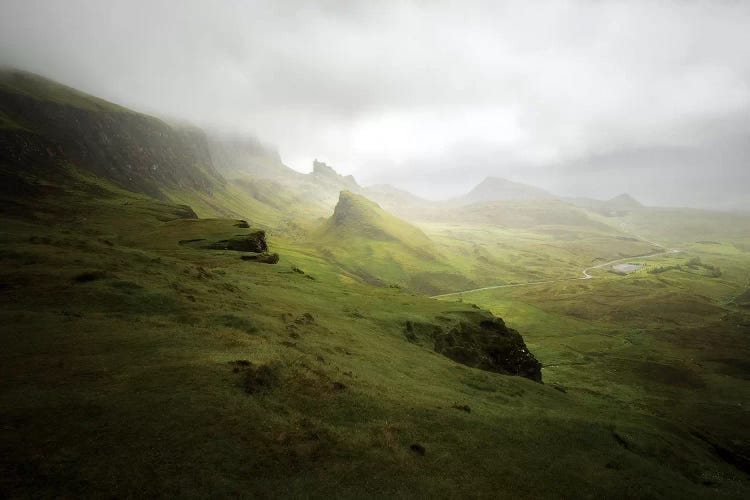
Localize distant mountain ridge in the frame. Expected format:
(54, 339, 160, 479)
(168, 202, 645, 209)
(454, 176, 555, 205)
(569, 193, 644, 216)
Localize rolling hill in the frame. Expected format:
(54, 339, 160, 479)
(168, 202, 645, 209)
(2, 70, 750, 498)
(454, 176, 556, 205)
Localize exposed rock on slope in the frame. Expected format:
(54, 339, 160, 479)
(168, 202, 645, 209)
(203, 231, 268, 252)
(405, 309, 542, 382)
(0, 69, 223, 200)
(311, 159, 359, 191)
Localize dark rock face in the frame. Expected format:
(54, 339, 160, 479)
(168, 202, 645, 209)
(404, 310, 542, 382)
(205, 231, 268, 252)
(0, 76, 224, 200)
(240, 252, 279, 264)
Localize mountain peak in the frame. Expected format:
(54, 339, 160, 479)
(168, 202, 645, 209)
(609, 193, 642, 207)
(321, 191, 432, 248)
(312, 159, 337, 176)
(460, 176, 554, 204)
(311, 159, 359, 190)
(331, 190, 380, 226)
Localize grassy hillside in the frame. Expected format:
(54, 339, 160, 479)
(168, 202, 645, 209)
(3, 183, 749, 497)
(3, 165, 748, 498)
(318, 191, 433, 248)
(2, 71, 750, 498)
(0, 69, 131, 113)
(440, 243, 750, 489)
(311, 191, 479, 293)
(0, 69, 226, 200)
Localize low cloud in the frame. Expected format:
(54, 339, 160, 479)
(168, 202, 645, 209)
(2, 0, 748, 208)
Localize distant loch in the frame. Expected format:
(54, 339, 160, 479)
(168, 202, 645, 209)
(612, 263, 643, 273)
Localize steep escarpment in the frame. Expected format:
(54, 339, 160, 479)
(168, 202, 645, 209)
(311, 159, 359, 191)
(208, 134, 300, 181)
(0, 70, 223, 200)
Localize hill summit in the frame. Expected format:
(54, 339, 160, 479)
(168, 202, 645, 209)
(606, 193, 642, 209)
(321, 190, 432, 248)
(459, 176, 554, 204)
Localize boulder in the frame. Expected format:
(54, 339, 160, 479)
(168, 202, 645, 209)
(204, 231, 267, 252)
(405, 310, 542, 382)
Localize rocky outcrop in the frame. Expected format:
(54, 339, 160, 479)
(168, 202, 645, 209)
(312, 159, 359, 191)
(240, 252, 279, 264)
(404, 309, 542, 382)
(204, 231, 268, 252)
(322, 191, 434, 250)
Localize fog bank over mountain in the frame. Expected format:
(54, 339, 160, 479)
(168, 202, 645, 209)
(1, 0, 748, 210)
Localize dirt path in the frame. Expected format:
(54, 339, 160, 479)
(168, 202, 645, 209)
(431, 234, 679, 299)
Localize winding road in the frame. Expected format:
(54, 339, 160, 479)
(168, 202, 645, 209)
(431, 231, 680, 299)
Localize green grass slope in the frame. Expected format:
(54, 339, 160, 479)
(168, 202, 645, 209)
(311, 191, 477, 293)
(0, 69, 131, 113)
(2, 71, 750, 499)
(2, 170, 747, 498)
(318, 190, 433, 248)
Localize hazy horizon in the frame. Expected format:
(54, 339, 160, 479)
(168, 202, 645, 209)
(1, 0, 748, 210)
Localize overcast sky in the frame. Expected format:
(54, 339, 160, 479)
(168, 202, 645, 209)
(1, 0, 749, 209)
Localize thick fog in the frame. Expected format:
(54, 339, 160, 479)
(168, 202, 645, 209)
(1, 0, 749, 210)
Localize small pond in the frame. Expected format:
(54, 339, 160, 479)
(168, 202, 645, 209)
(612, 263, 643, 273)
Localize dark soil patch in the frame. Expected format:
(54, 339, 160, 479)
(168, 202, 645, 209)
(295, 313, 315, 325)
(708, 358, 750, 380)
(410, 443, 426, 456)
(73, 271, 107, 283)
(241, 362, 281, 395)
(217, 314, 258, 334)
